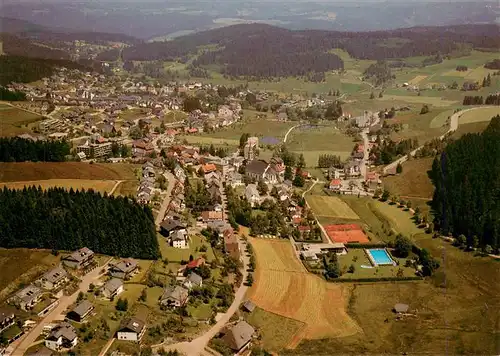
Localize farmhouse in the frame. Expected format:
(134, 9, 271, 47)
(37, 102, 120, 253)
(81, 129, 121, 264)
(160, 286, 189, 308)
(160, 219, 186, 237)
(222, 320, 255, 353)
(117, 317, 146, 343)
(62, 247, 94, 270)
(109, 259, 138, 279)
(102, 278, 124, 299)
(186, 257, 206, 269)
(393, 303, 410, 314)
(329, 179, 342, 191)
(38, 266, 68, 290)
(183, 272, 203, 290)
(11, 285, 43, 311)
(44, 322, 78, 351)
(201, 210, 224, 222)
(66, 300, 94, 323)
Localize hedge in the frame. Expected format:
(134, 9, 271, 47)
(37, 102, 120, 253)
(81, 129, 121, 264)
(330, 276, 423, 283)
(345, 243, 388, 249)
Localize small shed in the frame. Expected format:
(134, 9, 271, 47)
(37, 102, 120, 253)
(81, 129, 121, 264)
(242, 300, 256, 313)
(393, 303, 409, 314)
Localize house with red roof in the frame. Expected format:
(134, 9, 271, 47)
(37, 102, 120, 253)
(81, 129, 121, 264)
(186, 257, 205, 269)
(329, 179, 342, 191)
(202, 163, 217, 174)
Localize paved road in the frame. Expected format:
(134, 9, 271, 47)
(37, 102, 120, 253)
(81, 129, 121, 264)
(382, 106, 493, 174)
(9, 261, 111, 355)
(153, 238, 250, 355)
(155, 172, 176, 227)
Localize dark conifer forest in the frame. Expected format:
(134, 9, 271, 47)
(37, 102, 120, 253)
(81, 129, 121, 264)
(0, 187, 160, 259)
(430, 116, 500, 251)
(0, 138, 70, 162)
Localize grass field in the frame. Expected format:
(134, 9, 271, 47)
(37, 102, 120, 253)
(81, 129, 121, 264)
(0, 179, 118, 193)
(379, 95, 458, 107)
(248, 238, 361, 346)
(247, 307, 305, 352)
(0, 103, 44, 137)
(0, 248, 60, 302)
(389, 109, 450, 143)
(157, 234, 215, 263)
(458, 106, 500, 125)
(306, 195, 360, 220)
(382, 157, 434, 212)
(370, 201, 422, 238)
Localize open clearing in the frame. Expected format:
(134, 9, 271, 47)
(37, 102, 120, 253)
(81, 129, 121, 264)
(0, 179, 117, 193)
(379, 95, 458, 107)
(0, 103, 44, 137)
(247, 239, 360, 344)
(306, 195, 360, 219)
(247, 307, 305, 352)
(458, 106, 500, 125)
(0, 249, 59, 302)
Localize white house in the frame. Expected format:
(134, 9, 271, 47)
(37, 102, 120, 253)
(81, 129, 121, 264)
(245, 184, 261, 207)
(170, 230, 188, 249)
(45, 322, 78, 351)
(117, 317, 146, 343)
(102, 278, 124, 299)
(38, 266, 68, 290)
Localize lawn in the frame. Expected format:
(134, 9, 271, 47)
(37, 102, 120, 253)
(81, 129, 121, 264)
(0, 103, 44, 137)
(389, 109, 450, 143)
(337, 248, 416, 279)
(157, 234, 215, 263)
(378, 94, 458, 107)
(370, 201, 423, 238)
(0, 248, 60, 302)
(187, 302, 213, 320)
(0, 179, 117, 194)
(246, 307, 305, 352)
(306, 195, 360, 220)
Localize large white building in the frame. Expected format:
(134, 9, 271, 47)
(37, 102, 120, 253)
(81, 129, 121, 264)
(117, 318, 146, 343)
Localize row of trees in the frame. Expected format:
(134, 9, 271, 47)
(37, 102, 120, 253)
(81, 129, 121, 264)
(429, 116, 500, 252)
(0, 86, 27, 101)
(0, 137, 70, 162)
(0, 186, 160, 259)
(370, 138, 419, 165)
(317, 154, 342, 168)
(463, 94, 500, 106)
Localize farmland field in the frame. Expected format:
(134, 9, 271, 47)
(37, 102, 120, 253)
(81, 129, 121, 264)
(0, 179, 118, 193)
(0, 103, 44, 137)
(306, 195, 360, 220)
(248, 239, 360, 345)
(389, 109, 450, 143)
(379, 95, 458, 107)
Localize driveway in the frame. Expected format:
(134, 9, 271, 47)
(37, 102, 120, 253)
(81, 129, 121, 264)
(153, 238, 250, 355)
(155, 171, 176, 227)
(9, 261, 111, 355)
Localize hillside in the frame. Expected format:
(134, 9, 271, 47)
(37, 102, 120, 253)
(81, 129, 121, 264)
(122, 23, 499, 79)
(0, 33, 70, 60)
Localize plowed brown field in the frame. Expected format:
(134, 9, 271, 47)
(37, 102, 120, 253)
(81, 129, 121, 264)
(247, 239, 361, 346)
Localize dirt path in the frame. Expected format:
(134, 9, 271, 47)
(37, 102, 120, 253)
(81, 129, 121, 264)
(98, 337, 116, 356)
(9, 260, 111, 355)
(283, 124, 302, 143)
(108, 180, 124, 195)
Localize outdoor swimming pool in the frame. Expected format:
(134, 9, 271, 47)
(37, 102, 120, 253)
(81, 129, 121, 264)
(366, 248, 395, 266)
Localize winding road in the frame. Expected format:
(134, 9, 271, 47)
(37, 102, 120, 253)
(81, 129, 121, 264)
(383, 106, 495, 174)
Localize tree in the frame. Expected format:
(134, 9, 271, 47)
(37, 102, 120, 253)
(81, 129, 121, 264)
(139, 289, 147, 302)
(370, 92, 375, 99)
(381, 189, 390, 201)
(457, 234, 467, 247)
(115, 298, 128, 311)
(324, 254, 341, 279)
(395, 234, 412, 257)
(297, 154, 306, 170)
(246, 273, 254, 286)
(348, 264, 356, 273)
(378, 91, 383, 98)
(284, 165, 293, 181)
(183, 96, 202, 112)
(420, 104, 430, 114)
(293, 173, 305, 187)
(257, 180, 268, 195)
(419, 248, 440, 276)
(484, 245, 493, 254)
(77, 292, 84, 303)
(396, 162, 403, 174)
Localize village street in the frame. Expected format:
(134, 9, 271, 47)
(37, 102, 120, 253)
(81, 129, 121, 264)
(154, 171, 176, 227)
(153, 237, 250, 356)
(8, 260, 111, 356)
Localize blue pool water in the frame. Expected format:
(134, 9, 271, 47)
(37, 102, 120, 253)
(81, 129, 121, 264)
(367, 249, 394, 266)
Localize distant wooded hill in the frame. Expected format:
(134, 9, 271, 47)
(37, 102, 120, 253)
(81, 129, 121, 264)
(430, 116, 500, 252)
(122, 23, 499, 80)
